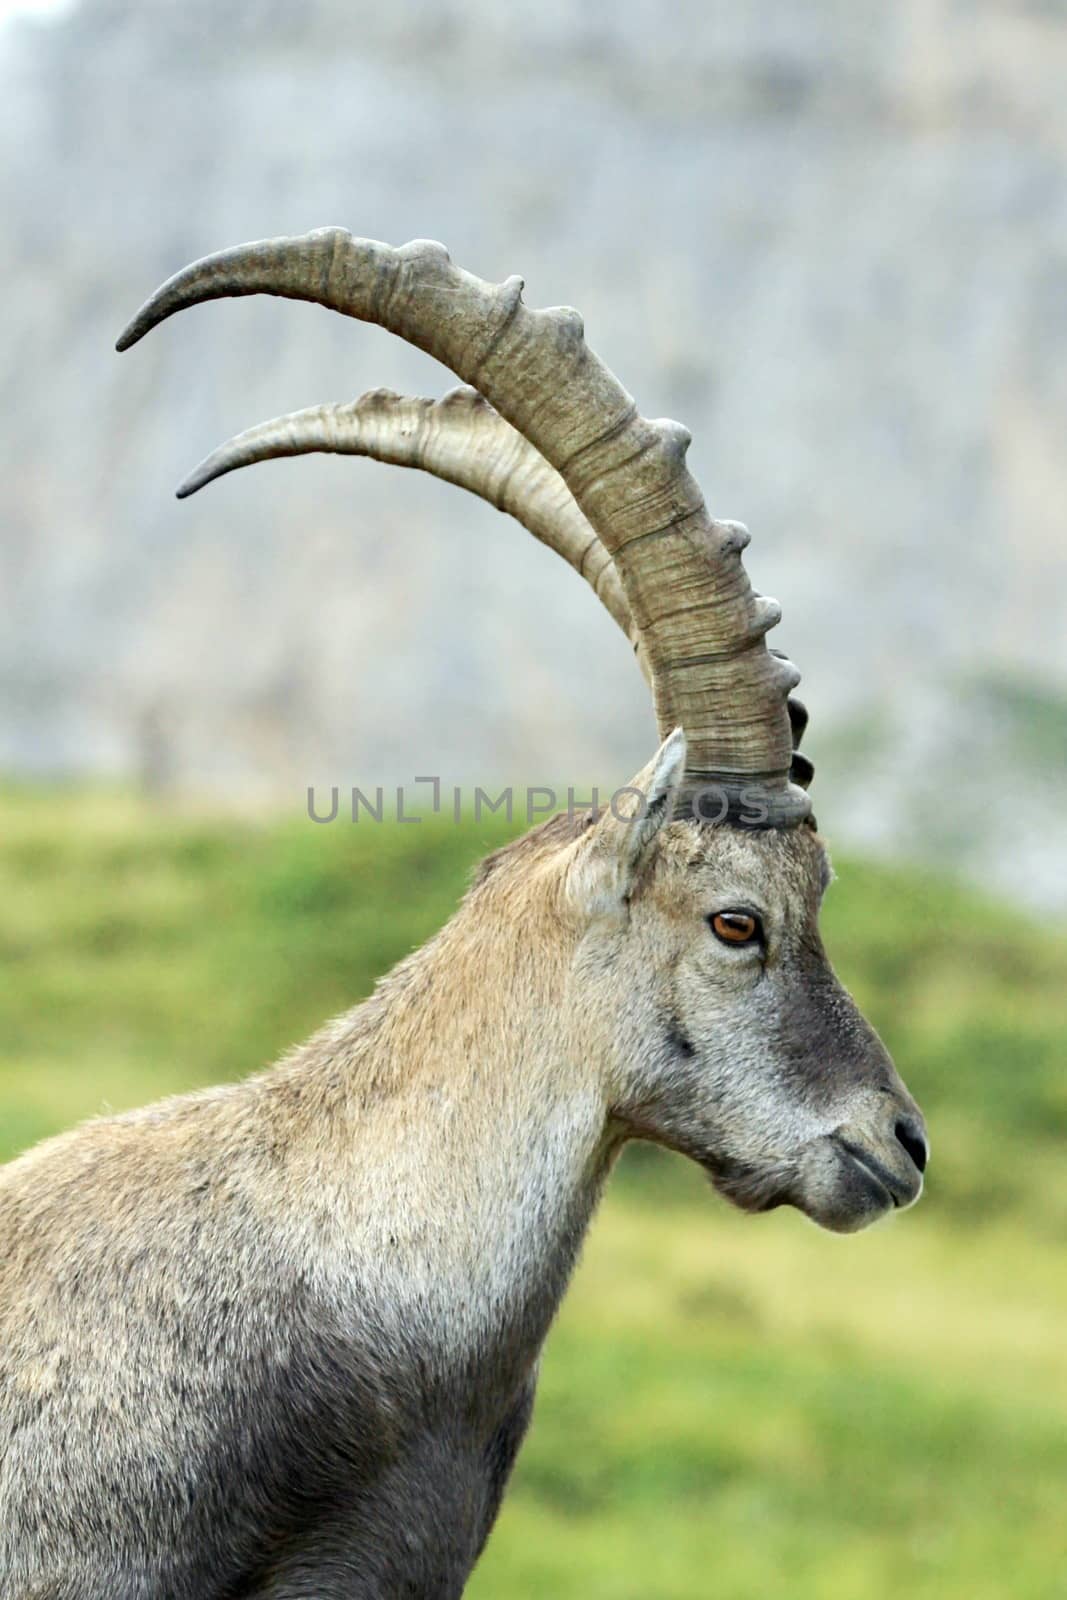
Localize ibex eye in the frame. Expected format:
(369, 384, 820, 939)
(710, 910, 762, 946)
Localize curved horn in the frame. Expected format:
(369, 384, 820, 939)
(118, 229, 809, 825)
(176, 384, 646, 681)
(177, 383, 815, 789)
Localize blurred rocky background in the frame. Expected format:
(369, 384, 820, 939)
(3, 0, 1066, 902)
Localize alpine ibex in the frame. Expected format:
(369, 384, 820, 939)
(0, 231, 928, 1600)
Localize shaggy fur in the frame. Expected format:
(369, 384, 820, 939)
(0, 738, 926, 1599)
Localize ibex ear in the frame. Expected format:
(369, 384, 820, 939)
(567, 728, 686, 914)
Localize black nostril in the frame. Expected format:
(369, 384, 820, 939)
(894, 1117, 928, 1174)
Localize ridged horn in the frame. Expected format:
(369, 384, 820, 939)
(118, 229, 810, 825)
(175, 384, 646, 683)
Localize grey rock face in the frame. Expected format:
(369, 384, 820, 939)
(3, 0, 1066, 900)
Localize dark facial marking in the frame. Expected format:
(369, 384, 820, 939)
(665, 1021, 696, 1060)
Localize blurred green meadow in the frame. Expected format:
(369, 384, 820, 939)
(1, 785, 1065, 1598)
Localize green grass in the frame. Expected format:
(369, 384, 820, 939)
(1, 784, 1065, 1598)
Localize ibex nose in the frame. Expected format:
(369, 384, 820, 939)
(893, 1114, 929, 1176)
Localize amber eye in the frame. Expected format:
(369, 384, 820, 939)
(710, 910, 762, 946)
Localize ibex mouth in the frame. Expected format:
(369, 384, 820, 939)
(779, 1127, 923, 1234)
(696, 1119, 926, 1233)
(834, 1136, 924, 1211)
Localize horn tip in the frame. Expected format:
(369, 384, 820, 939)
(116, 297, 165, 350)
(175, 465, 211, 499)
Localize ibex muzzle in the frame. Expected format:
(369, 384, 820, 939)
(0, 231, 927, 1598)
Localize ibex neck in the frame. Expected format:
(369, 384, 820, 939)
(270, 890, 613, 1400)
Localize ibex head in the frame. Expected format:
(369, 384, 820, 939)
(543, 734, 924, 1232)
(118, 229, 927, 1234)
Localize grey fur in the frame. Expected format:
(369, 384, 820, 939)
(0, 741, 926, 1597)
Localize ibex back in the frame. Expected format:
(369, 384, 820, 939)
(0, 231, 928, 1600)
